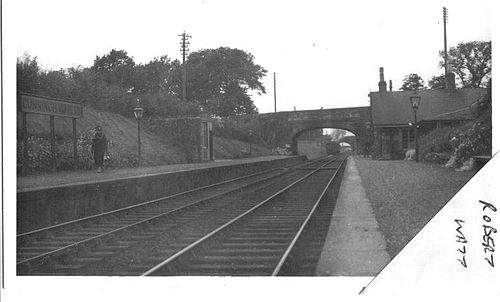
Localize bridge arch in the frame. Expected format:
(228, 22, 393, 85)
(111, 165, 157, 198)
(258, 106, 371, 155)
(291, 125, 360, 155)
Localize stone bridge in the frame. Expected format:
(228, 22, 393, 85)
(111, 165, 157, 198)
(258, 106, 371, 154)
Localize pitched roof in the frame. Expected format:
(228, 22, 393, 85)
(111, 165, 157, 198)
(370, 88, 487, 126)
(422, 107, 473, 121)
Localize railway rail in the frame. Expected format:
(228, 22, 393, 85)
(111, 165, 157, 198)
(17, 155, 347, 276)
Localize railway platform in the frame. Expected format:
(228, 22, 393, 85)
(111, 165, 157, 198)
(17, 155, 295, 191)
(17, 155, 305, 233)
(315, 156, 390, 276)
(315, 155, 475, 277)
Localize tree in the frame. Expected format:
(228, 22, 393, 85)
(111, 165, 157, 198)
(440, 41, 491, 88)
(37, 69, 79, 100)
(17, 54, 80, 101)
(327, 129, 347, 142)
(205, 82, 258, 117)
(134, 56, 176, 94)
(92, 49, 135, 71)
(91, 49, 136, 89)
(17, 54, 41, 94)
(400, 74, 426, 91)
(181, 47, 267, 117)
(428, 75, 446, 89)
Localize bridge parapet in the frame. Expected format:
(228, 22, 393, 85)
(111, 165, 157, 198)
(261, 107, 371, 154)
(214, 106, 371, 154)
(260, 107, 370, 124)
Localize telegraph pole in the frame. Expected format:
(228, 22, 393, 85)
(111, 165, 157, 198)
(179, 31, 191, 101)
(273, 72, 277, 112)
(443, 7, 448, 75)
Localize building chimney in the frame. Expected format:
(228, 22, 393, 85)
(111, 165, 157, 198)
(378, 67, 387, 92)
(389, 80, 393, 91)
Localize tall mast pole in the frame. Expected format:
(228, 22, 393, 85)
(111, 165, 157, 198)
(443, 7, 448, 76)
(273, 72, 277, 112)
(179, 31, 191, 101)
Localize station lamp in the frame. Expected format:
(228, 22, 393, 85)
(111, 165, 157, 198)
(409, 92, 421, 162)
(133, 99, 144, 166)
(249, 130, 253, 156)
(409, 94, 421, 112)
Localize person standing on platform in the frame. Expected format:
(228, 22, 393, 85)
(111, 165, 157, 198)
(91, 126, 107, 173)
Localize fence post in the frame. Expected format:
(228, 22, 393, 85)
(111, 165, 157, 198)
(22, 112, 28, 175)
(50, 115, 56, 171)
(73, 118, 77, 169)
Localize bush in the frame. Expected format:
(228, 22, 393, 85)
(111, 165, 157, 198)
(17, 128, 138, 174)
(212, 116, 260, 143)
(272, 146, 292, 155)
(212, 121, 250, 142)
(419, 126, 454, 161)
(449, 90, 492, 164)
(423, 152, 451, 164)
(444, 156, 458, 168)
(456, 158, 474, 171)
(450, 118, 491, 164)
(419, 108, 491, 166)
(419, 126, 454, 163)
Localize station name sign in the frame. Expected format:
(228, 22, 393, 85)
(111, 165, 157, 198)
(20, 94, 83, 118)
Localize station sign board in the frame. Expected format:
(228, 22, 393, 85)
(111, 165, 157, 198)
(20, 94, 83, 118)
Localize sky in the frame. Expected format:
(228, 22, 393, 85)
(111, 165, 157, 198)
(9, 0, 493, 114)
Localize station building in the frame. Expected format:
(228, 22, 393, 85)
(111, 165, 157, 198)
(369, 67, 487, 159)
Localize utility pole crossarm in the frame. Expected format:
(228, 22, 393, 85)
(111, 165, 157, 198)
(179, 31, 191, 102)
(274, 72, 277, 113)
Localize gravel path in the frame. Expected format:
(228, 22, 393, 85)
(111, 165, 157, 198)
(353, 156, 475, 259)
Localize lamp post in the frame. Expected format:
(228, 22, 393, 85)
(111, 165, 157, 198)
(249, 130, 253, 156)
(133, 99, 144, 166)
(409, 92, 421, 163)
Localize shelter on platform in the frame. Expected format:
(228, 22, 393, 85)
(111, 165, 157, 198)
(369, 67, 487, 159)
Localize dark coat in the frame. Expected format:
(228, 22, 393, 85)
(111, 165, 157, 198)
(92, 133, 107, 154)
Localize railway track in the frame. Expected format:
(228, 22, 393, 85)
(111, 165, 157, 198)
(17, 155, 347, 276)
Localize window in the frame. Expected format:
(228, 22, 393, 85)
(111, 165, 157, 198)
(402, 127, 415, 149)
